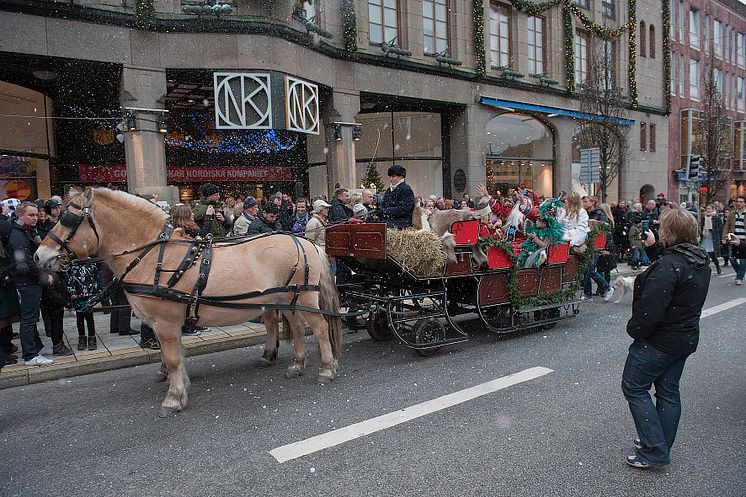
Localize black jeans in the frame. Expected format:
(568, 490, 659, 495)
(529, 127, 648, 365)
(16, 285, 44, 361)
(0, 324, 14, 354)
(43, 305, 65, 347)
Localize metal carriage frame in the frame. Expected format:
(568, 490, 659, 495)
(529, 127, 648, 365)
(326, 222, 582, 355)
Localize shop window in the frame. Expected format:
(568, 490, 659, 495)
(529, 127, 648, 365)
(489, 3, 511, 68)
(369, 0, 398, 45)
(640, 122, 647, 151)
(423, 0, 448, 54)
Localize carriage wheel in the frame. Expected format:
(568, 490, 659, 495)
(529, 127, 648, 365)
(534, 307, 561, 330)
(413, 318, 444, 357)
(366, 309, 393, 341)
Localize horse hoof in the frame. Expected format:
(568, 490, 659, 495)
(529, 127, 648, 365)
(158, 406, 178, 417)
(315, 370, 335, 384)
(286, 366, 305, 379)
(256, 357, 274, 368)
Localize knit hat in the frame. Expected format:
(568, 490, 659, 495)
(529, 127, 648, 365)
(200, 183, 220, 197)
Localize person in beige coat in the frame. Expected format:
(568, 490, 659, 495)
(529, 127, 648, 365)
(305, 199, 331, 247)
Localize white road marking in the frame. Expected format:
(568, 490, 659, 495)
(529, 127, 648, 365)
(701, 298, 746, 318)
(718, 273, 736, 279)
(269, 366, 553, 463)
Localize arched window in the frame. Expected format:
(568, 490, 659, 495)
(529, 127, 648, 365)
(640, 21, 647, 57)
(649, 25, 656, 58)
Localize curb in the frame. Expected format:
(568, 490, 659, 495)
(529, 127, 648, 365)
(0, 332, 267, 390)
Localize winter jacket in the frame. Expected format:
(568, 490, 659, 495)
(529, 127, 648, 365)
(699, 214, 723, 257)
(42, 273, 69, 309)
(8, 222, 44, 286)
(381, 182, 415, 229)
(279, 201, 294, 231)
(247, 213, 280, 235)
(587, 206, 609, 223)
(722, 209, 746, 244)
(193, 199, 233, 237)
(628, 224, 643, 249)
(232, 212, 256, 236)
(329, 198, 353, 224)
(304, 214, 327, 247)
(0, 215, 11, 248)
(66, 263, 101, 299)
(626, 243, 710, 356)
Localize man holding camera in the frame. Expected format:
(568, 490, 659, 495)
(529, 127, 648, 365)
(193, 183, 233, 237)
(723, 196, 746, 285)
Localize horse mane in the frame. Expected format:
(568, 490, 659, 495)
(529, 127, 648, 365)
(91, 188, 169, 225)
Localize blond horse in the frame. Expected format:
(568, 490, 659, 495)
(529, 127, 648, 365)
(35, 188, 342, 416)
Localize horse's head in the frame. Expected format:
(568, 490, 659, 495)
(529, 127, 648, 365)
(35, 187, 100, 271)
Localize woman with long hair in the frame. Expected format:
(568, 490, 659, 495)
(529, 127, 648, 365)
(171, 204, 214, 238)
(557, 193, 589, 248)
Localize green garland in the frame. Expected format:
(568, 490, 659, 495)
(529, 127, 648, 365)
(568, 3, 634, 39)
(563, 5, 575, 93)
(509, 0, 562, 16)
(478, 223, 608, 308)
(662, 0, 671, 113)
(341, 0, 358, 59)
(628, 0, 638, 106)
(135, 0, 155, 29)
(473, 0, 486, 78)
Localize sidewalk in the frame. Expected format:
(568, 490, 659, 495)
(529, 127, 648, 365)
(0, 310, 268, 389)
(0, 264, 641, 389)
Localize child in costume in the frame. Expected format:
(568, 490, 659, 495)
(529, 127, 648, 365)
(518, 199, 565, 268)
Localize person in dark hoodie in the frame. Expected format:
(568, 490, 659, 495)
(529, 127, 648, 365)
(622, 207, 710, 469)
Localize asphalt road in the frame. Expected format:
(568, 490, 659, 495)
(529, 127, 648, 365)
(2, 271, 744, 497)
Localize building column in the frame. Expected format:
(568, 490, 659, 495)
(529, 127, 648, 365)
(322, 89, 360, 193)
(449, 103, 491, 198)
(552, 117, 574, 197)
(120, 66, 177, 204)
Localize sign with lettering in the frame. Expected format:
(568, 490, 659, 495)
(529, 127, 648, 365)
(213, 72, 272, 130)
(78, 165, 292, 183)
(285, 76, 320, 135)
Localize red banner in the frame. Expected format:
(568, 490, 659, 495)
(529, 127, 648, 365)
(78, 164, 293, 183)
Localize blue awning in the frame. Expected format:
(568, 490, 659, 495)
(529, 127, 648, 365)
(480, 96, 635, 126)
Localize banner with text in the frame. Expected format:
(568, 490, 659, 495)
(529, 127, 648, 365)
(78, 165, 293, 183)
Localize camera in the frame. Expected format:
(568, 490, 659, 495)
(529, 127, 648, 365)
(640, 219, 650, 241)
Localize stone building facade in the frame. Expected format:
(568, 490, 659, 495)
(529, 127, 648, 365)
(0, 0, 669, 203)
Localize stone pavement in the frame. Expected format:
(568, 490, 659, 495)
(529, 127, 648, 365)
(0, 309, 267, 389)
(0, 264, 641, 389)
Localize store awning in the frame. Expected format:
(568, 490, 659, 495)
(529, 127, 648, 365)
(480, 97, 635, 126)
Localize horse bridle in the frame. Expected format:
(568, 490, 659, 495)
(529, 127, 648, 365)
(46, 201, 100, 260)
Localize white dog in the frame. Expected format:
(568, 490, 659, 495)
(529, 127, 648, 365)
(612, 276, 637, 303)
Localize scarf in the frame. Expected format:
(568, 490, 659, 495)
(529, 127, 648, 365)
(703, 214, 713, 233)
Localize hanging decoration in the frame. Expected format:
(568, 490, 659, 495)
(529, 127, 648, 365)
(502, 0, 638, 105)
(341, 0, 358, 59)
(473, 0, 486, 78)
(135, 0, 155, 29)
(662, 0, 672, 113)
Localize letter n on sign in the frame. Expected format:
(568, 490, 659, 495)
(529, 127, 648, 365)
(285, 76, 319, 135)
(214, 73, 272, 129)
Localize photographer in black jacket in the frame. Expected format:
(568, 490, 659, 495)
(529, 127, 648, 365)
(622, 207, 710, 469)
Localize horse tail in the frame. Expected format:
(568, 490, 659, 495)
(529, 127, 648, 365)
(317, 246, 343, 359)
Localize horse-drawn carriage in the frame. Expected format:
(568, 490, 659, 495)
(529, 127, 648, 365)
(326, 220, 600, 355)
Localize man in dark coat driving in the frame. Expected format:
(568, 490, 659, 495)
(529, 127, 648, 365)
(380, 164, 415, 229)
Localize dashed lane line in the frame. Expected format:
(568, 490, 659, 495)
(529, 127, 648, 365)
(269, 366, 554, 463)
(701, 298, 746, 318)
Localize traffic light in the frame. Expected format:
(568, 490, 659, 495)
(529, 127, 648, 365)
(687, 154, 701, 180)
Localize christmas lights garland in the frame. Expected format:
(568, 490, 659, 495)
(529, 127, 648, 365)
(628, 0, 638, 106)
(662, 0, 671, 113)
(135, 0, 155, 29)
(341, 0, 358, 59)
(473, 0, 486, 77)
(563, 4, 576, 93)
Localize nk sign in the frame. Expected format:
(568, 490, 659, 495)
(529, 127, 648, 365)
(213, 72, 319, 135)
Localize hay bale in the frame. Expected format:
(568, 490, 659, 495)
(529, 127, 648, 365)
(386, 229, 445, 276)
